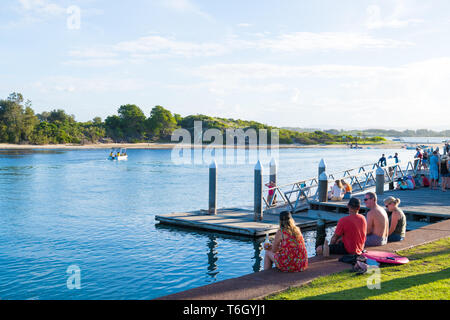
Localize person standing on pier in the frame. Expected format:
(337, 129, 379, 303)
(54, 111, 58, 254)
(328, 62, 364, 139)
(421, 150, 429, 170)
(440, 155, 449, 192)
(378, 154, 387, 167)
(429, 151, 440, 190)
(393, 152, 399, 164)
(263, 211, 308, 272)
(415, 148, 423, 170)
(316, 197, 366, 256)
(364, 192, 389, 247)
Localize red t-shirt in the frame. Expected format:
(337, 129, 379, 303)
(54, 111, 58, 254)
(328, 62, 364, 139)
(422, 176, 430, 187)
(335, 214, 367, 255)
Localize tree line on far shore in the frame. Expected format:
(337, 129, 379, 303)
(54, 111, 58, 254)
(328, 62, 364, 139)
(0, 92, 386, 145)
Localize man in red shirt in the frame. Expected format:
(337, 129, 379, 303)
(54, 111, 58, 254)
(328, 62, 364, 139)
(316, 197, 367, 256)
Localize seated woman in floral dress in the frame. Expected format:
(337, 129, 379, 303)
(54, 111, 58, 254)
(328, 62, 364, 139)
(264, 211, 308, 272)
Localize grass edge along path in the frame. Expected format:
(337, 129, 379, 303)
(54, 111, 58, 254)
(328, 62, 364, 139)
(265, 237, 450, 300)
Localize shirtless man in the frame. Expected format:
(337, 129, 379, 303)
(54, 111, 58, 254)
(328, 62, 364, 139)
(363, 192, 389, 246)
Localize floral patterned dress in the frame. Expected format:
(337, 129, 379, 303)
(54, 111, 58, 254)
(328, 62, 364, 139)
(274, 229, 308, 272)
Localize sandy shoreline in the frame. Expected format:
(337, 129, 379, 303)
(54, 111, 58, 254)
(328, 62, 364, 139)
(0, 142, 436, 150)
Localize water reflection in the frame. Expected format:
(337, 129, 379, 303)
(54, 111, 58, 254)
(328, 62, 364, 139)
(252, 239, 263, 272)
(154, 222, 332, 279)
(0, 149, 65, 157)
(155, 223, 265, 277)
(207, 235, 219, 280)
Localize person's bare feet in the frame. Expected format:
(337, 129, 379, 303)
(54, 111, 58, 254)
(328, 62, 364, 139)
(316, 245, 323, 255)
(323, 240, 330, 257)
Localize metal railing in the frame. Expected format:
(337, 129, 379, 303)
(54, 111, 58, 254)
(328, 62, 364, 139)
(263, 157, 424, 213)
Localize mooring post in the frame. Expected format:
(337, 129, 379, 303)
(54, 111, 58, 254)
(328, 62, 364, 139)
(376, 166, 385, 195)
(269, 157, 277, 184)
(388, 166, 395, 190)
(209, 159, 217, 215)
(318, 171, 328, 202)
(254, 160, 263, 221)
(315, 219, 326, 250)
(318, 158, 326, 178)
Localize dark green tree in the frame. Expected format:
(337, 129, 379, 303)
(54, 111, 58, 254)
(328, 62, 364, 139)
(147, 105, 178, 140)
(118, 104, 147, 141)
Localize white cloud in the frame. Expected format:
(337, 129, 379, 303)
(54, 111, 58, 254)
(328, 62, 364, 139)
(291, 88, 301, 103)
(114, 35, 228, 58)
(246, 32, 412, 51)
(69, 48, 118, 59)
(30, 76, 155, 94)
(191, 63, 395, 80)
(161, 0, 213, 21)
(237, 23, 252, 27)
(365, 4, 423, 29)
(67, 31, 412, 66)
(17, 0, 66, 16)
(185, 58, 450, 129)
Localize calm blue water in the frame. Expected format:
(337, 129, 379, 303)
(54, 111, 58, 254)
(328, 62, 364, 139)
(385, 136, 449, 144)
(0, 147, 417, 300)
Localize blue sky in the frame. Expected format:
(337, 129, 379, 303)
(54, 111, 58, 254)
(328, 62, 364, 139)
(1, 0, 450, 130)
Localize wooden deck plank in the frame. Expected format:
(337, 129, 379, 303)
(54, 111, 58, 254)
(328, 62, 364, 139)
(156, 186, 448, 238)
(155, 209, 318, 238)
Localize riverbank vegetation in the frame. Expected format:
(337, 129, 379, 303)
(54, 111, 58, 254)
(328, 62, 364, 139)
(0, 92, 386, 145)
(266, 237, 450, 300)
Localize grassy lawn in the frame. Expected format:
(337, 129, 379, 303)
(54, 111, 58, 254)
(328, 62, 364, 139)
(266, 237, 450, 300)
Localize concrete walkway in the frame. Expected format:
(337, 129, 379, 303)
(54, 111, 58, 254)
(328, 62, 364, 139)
(156, 219, 450, 300)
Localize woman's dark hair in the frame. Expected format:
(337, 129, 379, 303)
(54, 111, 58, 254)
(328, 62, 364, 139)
(279, 211, 292, 221)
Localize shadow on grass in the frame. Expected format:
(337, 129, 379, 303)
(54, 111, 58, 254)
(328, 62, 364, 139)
(303, 267, 450, 300)
(401, 248, 450, 261)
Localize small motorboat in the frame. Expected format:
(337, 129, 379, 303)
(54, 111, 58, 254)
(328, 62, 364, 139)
(108, 148, 128, 161)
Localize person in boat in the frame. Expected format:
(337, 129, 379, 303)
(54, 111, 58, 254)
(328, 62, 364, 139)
(316, 197, 367, 256)
(264, 211, 308, 272)
(384, 196, 406, 242)
(364, 192, 389, 247)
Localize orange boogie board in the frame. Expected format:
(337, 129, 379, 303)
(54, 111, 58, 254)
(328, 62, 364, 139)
(363, 251, 410, 265)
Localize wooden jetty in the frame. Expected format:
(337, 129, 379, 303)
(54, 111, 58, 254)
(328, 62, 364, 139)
(310, 188, 450, 223)
(155, 208, 317, 237)
(155, 157, 450, 238)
